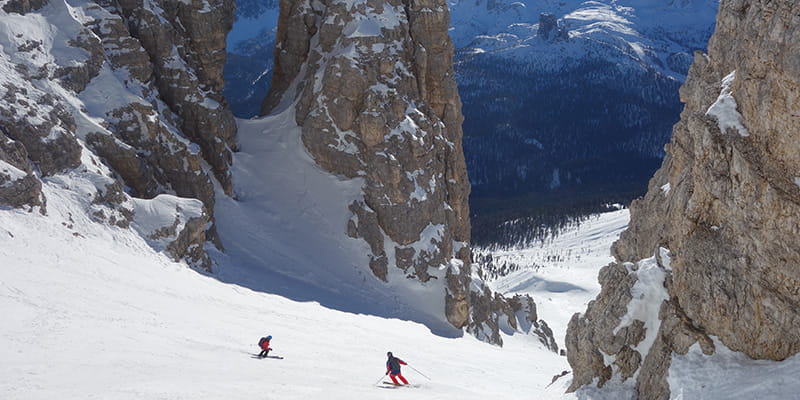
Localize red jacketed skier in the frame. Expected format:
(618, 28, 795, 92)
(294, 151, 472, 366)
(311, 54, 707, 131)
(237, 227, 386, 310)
(257, 335, 272, 358)
(386, 352, 409, 385)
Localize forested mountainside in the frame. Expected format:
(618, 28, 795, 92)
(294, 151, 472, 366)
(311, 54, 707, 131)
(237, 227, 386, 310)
(453, 0, 718, 246)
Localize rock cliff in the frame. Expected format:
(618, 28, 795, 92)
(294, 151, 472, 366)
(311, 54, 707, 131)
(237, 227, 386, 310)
(263, 0, 551, 344)
(0, 0, 237, 269)
(565, 0, 800, 398)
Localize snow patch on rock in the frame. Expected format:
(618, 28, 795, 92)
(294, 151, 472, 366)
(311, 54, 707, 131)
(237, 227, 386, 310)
(131, 195, 204, 252)
(0, 160, 26, 187)
(613, 256, 669, 367)
(706, 71, 750, 137)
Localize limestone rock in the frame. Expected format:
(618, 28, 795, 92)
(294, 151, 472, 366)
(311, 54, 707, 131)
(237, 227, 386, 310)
(0, 89, 82, 177)
(0, 0, 237, 266)
(567, 1, 800, 398)
(101, 0, 238, 195)
(2, 0, 47, 14)
(131, 195, 211, 271)
(0, 130, 45, 211)
(517, 294, 559, 352)
(264, 0, 536, 343)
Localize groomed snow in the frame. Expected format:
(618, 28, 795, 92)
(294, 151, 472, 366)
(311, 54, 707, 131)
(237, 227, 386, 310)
(0, 175, 570, 400)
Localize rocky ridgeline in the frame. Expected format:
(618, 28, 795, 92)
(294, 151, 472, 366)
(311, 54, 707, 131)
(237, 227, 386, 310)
(263, 0, 554, 346)
(0, 0, 238, 269)
(565, 0, 800, 398)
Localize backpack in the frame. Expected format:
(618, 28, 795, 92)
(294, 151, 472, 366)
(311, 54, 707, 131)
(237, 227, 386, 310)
(388, 356, 401, 372)
(258, 337, 267, 347)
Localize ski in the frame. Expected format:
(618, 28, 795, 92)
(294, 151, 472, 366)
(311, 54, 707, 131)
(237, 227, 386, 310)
(377, 383, 419, 389)
(251, 354, 284, 359)
(380, 382, 418, 388)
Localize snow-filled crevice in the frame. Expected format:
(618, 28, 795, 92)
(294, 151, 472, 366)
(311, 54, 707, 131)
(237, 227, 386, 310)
(612, 251, 670, 376)
(706, 71, 750, 137)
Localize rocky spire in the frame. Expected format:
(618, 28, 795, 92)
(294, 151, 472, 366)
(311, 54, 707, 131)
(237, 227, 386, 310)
(263, 0, 553, 344)
(565, 0, 800, 398)
(537, 13, 568, 41)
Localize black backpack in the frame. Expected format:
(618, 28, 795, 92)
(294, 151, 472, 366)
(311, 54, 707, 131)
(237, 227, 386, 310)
(258, 337, 267, 347)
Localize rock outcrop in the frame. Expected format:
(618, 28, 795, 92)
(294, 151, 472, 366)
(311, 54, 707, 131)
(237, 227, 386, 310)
(0, 129, 45, 211)
(537, 13, 568, 42)
(263, 0, 543, 344)
(0, 0, 238, 269)
(566, 0, 800, 398)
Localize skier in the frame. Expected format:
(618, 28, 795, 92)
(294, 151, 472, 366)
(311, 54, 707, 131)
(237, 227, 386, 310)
(385, 351, 409, 385)
(257, 335, 272, 358)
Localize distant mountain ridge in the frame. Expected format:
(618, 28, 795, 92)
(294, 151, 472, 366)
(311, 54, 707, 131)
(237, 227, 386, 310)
(454, 0, 719, 241)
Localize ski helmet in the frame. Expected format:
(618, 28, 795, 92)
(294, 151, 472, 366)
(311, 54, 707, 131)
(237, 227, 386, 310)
(267, 335, 272, 340)
(387, 352, 393, 357)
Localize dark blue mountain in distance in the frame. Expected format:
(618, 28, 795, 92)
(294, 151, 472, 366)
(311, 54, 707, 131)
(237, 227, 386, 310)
(223, 1, 278, 118)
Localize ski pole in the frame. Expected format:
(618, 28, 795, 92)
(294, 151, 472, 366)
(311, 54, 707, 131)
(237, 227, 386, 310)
(408, 364, 430, 380)
(375, 373, 388, 385)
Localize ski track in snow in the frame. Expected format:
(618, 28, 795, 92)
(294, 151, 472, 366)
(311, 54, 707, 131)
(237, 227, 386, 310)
(0, 179, 570, 399)
(4, 169, 800, 399)
(3, 1, 797, 398)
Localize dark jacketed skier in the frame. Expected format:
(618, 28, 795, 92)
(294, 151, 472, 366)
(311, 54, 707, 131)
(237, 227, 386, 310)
(385, 352, 409, 385)
(257, 335, 272, 358)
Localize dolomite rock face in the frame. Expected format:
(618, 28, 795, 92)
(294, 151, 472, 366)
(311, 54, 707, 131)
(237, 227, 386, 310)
(99, 0, 238, 197)
(264, 0, 537, 343)
(0, 130, 45, 211)
(566, 1, 800, 398)
(0, 0, 237, 270)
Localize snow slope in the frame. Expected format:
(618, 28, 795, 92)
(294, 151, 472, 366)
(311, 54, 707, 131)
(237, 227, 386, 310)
(210, 108, 461, 337)
(0, 168, 569, 400)
(3, 172, 800, 398)
(488, 209, 629, 347)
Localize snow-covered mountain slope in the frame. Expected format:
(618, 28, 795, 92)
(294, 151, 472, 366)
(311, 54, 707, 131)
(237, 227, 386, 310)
(5, 195, 798, 399)
(0, 163, 570, 400)
(450, 0, 718, 79)
(486, 209, 630, 346)
(477, 208, 800, 399)
(210, 109, 461, 336)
